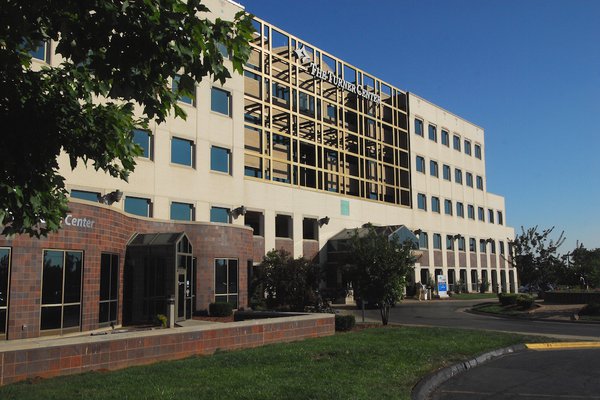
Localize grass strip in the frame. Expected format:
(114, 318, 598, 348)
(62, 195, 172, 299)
(0, 326, 550, 400)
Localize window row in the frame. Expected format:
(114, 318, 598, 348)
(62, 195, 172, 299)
(0, 248, 241, 336)
(414, 118, 482, 159)
(131, 130, 232, 173)
(418, 233, 506, 255)
(416, 194, 504, 224)
(415, 156, 483, 190)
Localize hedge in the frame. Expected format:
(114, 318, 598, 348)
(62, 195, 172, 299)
(544, 291, 600, 304)
(335, 314, 356, 332)
(209, 302, 233, 317)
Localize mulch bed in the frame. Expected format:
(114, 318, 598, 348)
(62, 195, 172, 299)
(192, 315, 234, 323)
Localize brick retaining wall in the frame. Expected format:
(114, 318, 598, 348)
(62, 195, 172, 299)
(0, 313, 334, 386)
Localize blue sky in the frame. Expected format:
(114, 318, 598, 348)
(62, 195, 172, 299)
(241, 0, 600, 252)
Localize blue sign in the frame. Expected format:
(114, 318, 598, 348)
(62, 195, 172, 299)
(438, 282, 447, 292)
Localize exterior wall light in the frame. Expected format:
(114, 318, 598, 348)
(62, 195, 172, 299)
(97, 190, 123, 205)
(318, 216, 330, 227)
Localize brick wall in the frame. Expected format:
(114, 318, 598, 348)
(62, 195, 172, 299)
(0, 201, 253, 340)
(0, 313, 334, 386)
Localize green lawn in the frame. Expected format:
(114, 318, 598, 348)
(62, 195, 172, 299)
(0, 327, 549, 400)
(450, 292, 498, 300)
(473, 303, 529, 316)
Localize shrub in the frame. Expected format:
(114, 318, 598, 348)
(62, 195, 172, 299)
(154, 314, 167, 328)
(516, 294, 535, 309)
(335, 314, 356, 332)
(209, 302, 233, 317)
(480, 280, 490, 293)
(498, 293, 518, 306)
(579, 302, 600, 316)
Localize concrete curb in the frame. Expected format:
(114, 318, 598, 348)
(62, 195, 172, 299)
(466, 304, 600, 325)
(410, 344, 526, 400)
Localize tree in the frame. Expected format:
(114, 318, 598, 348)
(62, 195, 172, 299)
(345, 224, 416, 325)
(508, 226, 566, 291)
(251, 249, 322, 312)
(0, 0, 254, 237)
(567, 245, 600, 288)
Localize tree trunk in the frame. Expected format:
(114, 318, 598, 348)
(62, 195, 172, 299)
(380, 304, 390, 325)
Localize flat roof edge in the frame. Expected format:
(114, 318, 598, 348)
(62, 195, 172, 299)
(408, 92, 484, 131)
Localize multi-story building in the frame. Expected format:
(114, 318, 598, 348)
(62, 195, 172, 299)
(0, 0, 516, 340)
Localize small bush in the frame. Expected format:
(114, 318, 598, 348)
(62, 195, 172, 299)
(480, 280, 490, 293)
(498, 293, 518, 306)
(516, 294, 535, 310)
(209, 302, 233, 317)
(154, 314, 167, 328)
(335, 314, 356, 332)
(579, 302, 600, 316)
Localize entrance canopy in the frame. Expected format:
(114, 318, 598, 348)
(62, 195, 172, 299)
(327, 225, 418, 263)
(123, 232, 195, 325)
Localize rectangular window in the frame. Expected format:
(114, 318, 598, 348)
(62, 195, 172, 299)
(476, 176, 484, 190)
(210, 207, 231, 224)
(417, 193, 427, 211)
(443, 165, 451, 181)
(488, 209, 495, 224)
(414, 118, 423, 136)
(441, 130, 449, 146)
(475, 144, 482, 159)
(466, 172, 473, 187)
(210, 146, 231, 174)
(458, 237, 466, 251)
(171, 202, 194, 221)
(275, 214, 293, 238)
(455, 169, 463, 184)
(468, 204, 475, 220)
(446, 235, 454, 250)
(490, 240, 496, 254)
(303, 218, 318, 240)
(480, 240, 487, 253)
(469, 238, 476, 252)
(432, 196, 440, 213)
(41, 250, 82, 333)
(99, 253, 118, 325)
(499, 241, 505, 255)
(0, 248, 11, 337)
(171, 137, 194, 167)
(457, 202, 465, 218)
(497, 211, 504, 225)
(416, 156, 425, 173)
(211, 87, 231, 116)
(429, 160, 439, 177)
(172, 75, 195, 105)
(428, 125, 437, 142)
(419, 232, 429, 249)
(132, 129, 152, 159)
(214, 259, 238, 308)
(70, 189, 99, 203)
(433, 234, 442, 250)
(124, 196, 152, 217)
(30, 41, 50, 62)
(464, 140, 472, 155)
(453, 135, 461, 151)
(478, 207, 485, 222)
(444, 199, 452, 215)
(244, 211, 264, 236)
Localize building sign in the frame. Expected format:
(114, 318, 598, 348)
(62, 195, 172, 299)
(64, 214, 96, 229)
(437, 274, 448, 298)
(294, 45, 381, 104)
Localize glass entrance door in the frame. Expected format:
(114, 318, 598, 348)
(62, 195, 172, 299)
(177, 270, 186, 321)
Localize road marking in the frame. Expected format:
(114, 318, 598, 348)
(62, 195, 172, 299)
(440, 390, 600, 398)
(526, 342, 600, 350)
